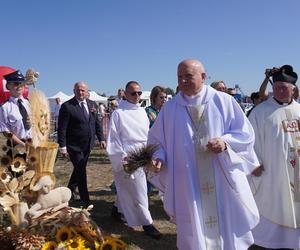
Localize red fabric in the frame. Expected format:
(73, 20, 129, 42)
(0, 66, 29, 104)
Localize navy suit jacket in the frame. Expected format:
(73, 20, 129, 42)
(57, 97, 104, 152)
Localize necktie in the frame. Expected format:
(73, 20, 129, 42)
(80, 102, 89, 121)
(17, 99, 31, 130)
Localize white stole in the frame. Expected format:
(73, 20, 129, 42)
(187, 105, 221, 249)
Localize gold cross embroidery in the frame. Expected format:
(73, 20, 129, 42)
(205, 216, 218, 228)
(201, 182, 214, 195)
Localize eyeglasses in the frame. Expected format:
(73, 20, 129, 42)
(159, 96, 167, 99)
(130, 91, 142, 96)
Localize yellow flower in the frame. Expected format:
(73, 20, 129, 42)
(99, 236, 126, 250)
(1, 156, 12, 167)
(56, 226, 73, 242)
(41, 241, 57, 250)
(10, 157, 27, 173)
(113, 238, 127, 249)
(98, 236, 126, 250)
(94, 240, 101, 249)
(67, 236, 86, 250)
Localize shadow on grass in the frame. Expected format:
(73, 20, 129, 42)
(88, 199, 177, 250)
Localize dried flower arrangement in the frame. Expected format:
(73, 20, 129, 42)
(123, 144, 159, 174)
(0, 136, 36, 226)
(0, 69, 126, 249)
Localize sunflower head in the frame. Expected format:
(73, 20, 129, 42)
(100, 236, 127, 250)
(55, 226, 73, 242)
(67, 236, 86, 249)
(41, 241, 57, 250)
(10, 157, 27, 173)
(1, 145, 10, 154)
(1, 156, 12, 167)
(0, 171, 11, 184)
(28, 154, 38, 165)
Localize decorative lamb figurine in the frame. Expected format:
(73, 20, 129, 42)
(26, 175, 72, 219)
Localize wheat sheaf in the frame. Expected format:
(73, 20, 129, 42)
(29, 89, 51, 147)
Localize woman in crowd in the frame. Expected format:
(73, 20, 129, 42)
(145, 86, 167, 128)
(145, 86, 167, 196)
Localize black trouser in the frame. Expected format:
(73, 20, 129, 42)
(248, 245, 292, 250)
(67, 149, 91, 204)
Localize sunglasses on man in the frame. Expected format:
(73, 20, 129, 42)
(129, 91, 142, 96)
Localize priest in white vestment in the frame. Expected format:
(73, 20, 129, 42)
(248, 65, 300, 249)
(106, 81, 162, 239)
(147, 59, 260, 250)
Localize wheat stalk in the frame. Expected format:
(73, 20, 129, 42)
(123, 144, 158, 174)
(29, 89, 51, 147)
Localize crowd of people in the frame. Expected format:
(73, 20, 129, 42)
(0, 60, 299, 250)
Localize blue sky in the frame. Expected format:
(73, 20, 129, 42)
(1, 0, 300, 97)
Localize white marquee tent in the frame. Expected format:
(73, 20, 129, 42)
(48, 91, 72, 112)
(48, 91, 108, 112)
(48, 91, 72, 103)
(88, 91, 108, 104)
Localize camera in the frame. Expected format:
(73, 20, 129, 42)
(265, 67, 279, 77)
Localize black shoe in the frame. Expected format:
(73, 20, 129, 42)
(143, 224, 162, 240)
(111, 205, 123, 222)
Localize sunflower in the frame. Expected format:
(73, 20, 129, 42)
(99, 236, 126, 250)
(27, 154, 38, 165)
(1, 156, 12, 167)
(94, 240, 101, 249)
(0, 171, 11, 184)
(0, 145, 10, 155)
(112, 238, 126, 249)
(67, 236, 86, 250)
(41, 241, 57, 250)
(55, 226, 73, 242)
(10, 157, 27, 173)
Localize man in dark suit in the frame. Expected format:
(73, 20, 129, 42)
(57, 81, 106, 207)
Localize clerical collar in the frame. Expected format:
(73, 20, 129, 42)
(273, 97, 293, 106)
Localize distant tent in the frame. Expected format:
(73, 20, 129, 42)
(48, 91, 72, 112)
(48, 91, 72, 102)
(88, 91, 108, 104)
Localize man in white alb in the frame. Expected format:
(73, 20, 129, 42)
(248, 65, 300, 249)
(147, 59, 260, 250)
(106, 81, 161, 239)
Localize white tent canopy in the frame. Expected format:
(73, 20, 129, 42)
(48, 91, 72, 103)
(48, 91, 108, 112)
(48, 91, 72, 113)
(88, 91, 108, 104)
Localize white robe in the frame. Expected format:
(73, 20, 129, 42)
(148, 86, 260, 250)
(248, 97, 300, 248)
(106, 100, 153, 227)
